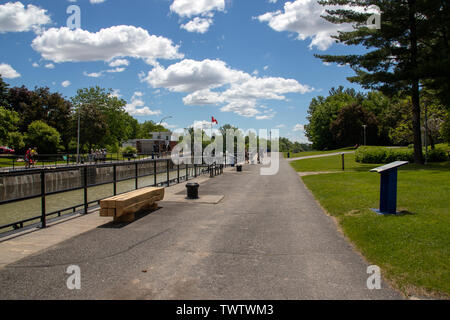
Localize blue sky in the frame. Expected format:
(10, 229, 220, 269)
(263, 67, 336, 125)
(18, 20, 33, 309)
(0, 0, 368, 143)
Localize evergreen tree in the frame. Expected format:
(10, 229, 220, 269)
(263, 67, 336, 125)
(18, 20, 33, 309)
(315, 0, 449, 163)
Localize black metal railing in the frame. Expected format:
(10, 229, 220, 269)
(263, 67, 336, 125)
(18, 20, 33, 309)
(0, 152, 173, 172)
(0, 158, 225, 234)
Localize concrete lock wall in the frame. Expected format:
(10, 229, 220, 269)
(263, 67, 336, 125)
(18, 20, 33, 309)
(0, 161, 173, 202)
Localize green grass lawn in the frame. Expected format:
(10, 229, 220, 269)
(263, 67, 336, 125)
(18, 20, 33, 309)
(284, 147, 356, 159)
(291, 155, 450, 298)
(290, 153, 377, 172)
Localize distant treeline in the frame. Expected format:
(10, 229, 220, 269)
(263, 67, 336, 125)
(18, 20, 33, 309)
(305, 86, 449, 151)
(0, 76, 168, 154)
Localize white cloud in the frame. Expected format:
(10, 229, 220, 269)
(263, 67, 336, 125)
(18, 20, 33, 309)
(106, 67, 125, 73)
(45, 63, 55, 69)
(32, 62, 39, 68)
(0, 2, 51, 34)
(276, 124, 286, 128)
(110, 89, 122, 98)
(83, 71, 103, 78)
(170, 0, 225, 18)
(143, 59, 248, 93)
(257, 0, 352, 50)
(160, 122, 177, 129)
(293, 124, 305, 132)
(108, 59, 129, 67)
(143, 58, 313, 119)
(0, 63, 21, 78)
(181, 17, 213, 34)
(32, 26, 183, 65)
(171, 0, 225, 33)
(90, 0, 106, 4)
(125, 92, 162, 116)
(61, 80, 71, 87)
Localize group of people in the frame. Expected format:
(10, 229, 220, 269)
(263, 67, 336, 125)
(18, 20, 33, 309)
(88, 149, 108, 163)
(24, 147, 38, 169)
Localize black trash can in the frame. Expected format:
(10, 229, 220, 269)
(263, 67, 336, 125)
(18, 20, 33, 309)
(236, 165, 242, 172)
(186, 183, 199, 199)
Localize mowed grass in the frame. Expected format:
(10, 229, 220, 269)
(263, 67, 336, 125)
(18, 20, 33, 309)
(292, 155, 450, 297)
(284, 147, 356, 158)
(290, 153, 376, 172)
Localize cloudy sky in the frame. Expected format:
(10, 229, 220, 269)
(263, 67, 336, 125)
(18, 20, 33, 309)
(0, 0, 366, 143)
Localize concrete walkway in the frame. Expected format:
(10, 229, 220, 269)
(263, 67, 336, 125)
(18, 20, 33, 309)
(0, 157, 402, 299)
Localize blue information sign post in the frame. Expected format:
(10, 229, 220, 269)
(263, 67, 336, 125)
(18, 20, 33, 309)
(370, 161, 409, 215)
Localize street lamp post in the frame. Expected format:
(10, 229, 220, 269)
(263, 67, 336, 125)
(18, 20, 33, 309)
(77, 107, 81, 163)
(424, 102, 428, 165)
(362, 125, 367, 146)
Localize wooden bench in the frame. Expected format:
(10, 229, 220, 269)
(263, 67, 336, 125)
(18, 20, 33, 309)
(100, 187, 165, 222)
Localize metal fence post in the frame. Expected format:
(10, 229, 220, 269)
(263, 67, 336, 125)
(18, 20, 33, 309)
(186, 164, 189, 181)
(166, 159, 170, 186)
(113, 164, 117, 196)
(154, 161, 157, 186)
(177, 164, 180, 183)
(194, 164, 197, 178)
(40, 171, 46, 228)
(83, 166, 88, 214)
(135, 162, 139, 189)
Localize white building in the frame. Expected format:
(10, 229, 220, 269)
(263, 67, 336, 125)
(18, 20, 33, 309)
(122, 131, 176, 154)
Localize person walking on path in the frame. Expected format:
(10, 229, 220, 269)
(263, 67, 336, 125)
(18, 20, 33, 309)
(24, 148, 32, 169)
(31, 147, 38, 168)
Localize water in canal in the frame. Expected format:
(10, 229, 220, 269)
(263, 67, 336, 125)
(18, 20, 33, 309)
(0, 168, 198, 232)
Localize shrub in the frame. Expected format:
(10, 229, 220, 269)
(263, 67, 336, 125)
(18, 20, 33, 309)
(356, 147, 414, 163)
(122, 146, 137, 157)
(355, 147, 387, 163)
(427, 148, 448, 162)
(356, 146, 448, 163)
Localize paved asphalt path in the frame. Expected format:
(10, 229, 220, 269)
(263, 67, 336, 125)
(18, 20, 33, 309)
(0, 156, 402, 299)
(287, 151, 355, 162)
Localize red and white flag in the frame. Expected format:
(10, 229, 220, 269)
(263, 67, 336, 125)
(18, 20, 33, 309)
(211, 116, 218, 125)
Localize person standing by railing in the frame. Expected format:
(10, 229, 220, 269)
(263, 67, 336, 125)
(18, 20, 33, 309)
(24, 148, 32, 169)
(31, 147, 38, 168)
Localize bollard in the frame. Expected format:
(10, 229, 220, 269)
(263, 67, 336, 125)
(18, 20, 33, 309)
(341, 153, 345, 171)
(186, 183, 199, 199)
(236, 165, 242, 172)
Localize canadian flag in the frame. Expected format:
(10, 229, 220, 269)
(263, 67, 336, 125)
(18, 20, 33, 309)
(211, 116, 218, 125)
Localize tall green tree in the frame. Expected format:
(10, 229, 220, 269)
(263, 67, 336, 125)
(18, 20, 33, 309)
(0, 76, 9, 108)
(316, 0, 449, 163)
(137, 120, 168, 139)
(330, 103, 379, 147)
(25, 121, 61, 154)
(0, 106, 20, 145)
(71, 87, 132, 150)
(304, 87, 362, 150)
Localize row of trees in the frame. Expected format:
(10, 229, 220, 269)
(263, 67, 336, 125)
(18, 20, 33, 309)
(1, 76, 306, 155)
(0, 76, 168, 154)
(305, 87, 448, 150)
(315, 0, 450, 163)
